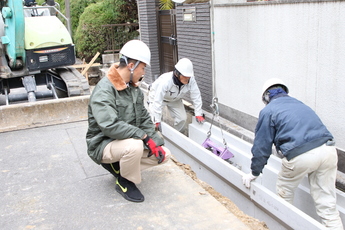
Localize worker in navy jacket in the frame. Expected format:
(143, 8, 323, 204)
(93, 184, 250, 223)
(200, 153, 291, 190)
(242, 78, 343, 229)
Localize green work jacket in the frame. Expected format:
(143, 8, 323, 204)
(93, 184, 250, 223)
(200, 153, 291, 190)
(86, 64, 164, 164)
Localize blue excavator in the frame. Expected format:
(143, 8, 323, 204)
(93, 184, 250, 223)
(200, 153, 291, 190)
(0, 0, 89, 105)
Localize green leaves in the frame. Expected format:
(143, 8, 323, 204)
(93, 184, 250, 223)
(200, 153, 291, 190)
(73, 0, 138, 62)
(159, 0, 174, 10)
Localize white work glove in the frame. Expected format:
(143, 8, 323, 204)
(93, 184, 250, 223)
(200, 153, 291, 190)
(242, 173, 258, 188)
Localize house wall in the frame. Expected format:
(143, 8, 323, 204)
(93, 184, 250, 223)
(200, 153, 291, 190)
(175, 3, 213, 112)
(212, 0, 345, 150)
(138, 0, 345, 152)
(138, 1, 213, 112)
(137, 0, 160, 84)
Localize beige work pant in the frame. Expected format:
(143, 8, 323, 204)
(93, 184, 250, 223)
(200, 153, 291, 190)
(276, 144, 343, 229)
(101, 138, 171, 184)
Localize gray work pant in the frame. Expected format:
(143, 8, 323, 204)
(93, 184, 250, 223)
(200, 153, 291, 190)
(150, 99, 187, 132)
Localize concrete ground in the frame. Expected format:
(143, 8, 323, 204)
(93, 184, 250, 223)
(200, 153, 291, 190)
(0, 121, 250, 230)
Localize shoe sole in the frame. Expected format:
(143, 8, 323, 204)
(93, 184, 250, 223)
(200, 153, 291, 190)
(115, 185, 144, 203)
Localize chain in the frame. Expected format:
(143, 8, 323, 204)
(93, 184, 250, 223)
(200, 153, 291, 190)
(208, 97, 228, 148)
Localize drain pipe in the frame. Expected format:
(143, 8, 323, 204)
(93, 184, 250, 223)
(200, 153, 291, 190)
(210, 0, 217, 100)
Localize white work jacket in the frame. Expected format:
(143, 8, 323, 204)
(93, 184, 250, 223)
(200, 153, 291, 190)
(149, 71, 203, 123)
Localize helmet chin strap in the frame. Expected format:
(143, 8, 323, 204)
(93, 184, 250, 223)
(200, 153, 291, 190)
(122, 56, 140, 83)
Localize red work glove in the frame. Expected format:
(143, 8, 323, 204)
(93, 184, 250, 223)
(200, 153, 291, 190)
(155, 122, 162, 132)
(196, 115, 205, 124)
(143, 136, 166, 164)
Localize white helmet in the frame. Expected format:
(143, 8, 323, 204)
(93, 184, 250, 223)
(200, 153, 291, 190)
(120, 40, 151, 66)
(262, 78, 289, 104)
(175, 58, 194, 77)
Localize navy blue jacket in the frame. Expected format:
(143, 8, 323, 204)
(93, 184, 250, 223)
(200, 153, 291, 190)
(251, 95, 333, 176)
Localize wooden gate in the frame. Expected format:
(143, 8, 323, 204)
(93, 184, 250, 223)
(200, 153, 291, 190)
(158, 9, 178, 75)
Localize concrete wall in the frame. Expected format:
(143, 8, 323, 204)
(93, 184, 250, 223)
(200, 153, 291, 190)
(0, 96, 89, 132)
(212, 0, 345, 150)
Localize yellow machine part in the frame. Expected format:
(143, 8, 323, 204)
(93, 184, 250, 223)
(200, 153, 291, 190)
(24, 16, 72, 50)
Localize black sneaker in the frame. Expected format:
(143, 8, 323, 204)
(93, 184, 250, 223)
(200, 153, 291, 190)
(101, 162, 120, 178)
(115, 176, 144, 203)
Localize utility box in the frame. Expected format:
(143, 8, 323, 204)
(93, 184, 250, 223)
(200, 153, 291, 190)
(102, 53, 119, 65)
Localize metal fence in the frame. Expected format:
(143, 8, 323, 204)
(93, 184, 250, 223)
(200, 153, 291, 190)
(101, 23, 139, 54)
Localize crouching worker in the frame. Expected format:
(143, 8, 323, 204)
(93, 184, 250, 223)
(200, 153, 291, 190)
(86, 40, 171, 203)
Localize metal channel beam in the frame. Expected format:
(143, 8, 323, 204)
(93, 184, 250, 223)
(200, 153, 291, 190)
(187, 119, 345, 222)
(161, 121, 329, 230)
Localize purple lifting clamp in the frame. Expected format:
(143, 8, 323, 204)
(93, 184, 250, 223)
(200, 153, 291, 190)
(202, 138, 234, 160)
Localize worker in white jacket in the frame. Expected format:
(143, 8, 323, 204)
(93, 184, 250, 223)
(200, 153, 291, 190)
(148, 58, 204, 132)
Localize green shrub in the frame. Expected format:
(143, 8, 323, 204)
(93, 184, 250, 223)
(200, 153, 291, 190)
(74, 0, 138, 62)
(71, 0, 99, 38)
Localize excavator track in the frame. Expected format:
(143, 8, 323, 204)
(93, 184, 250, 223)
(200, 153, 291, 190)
(54, 67, 90, 97)
(0, 67, 90, 105)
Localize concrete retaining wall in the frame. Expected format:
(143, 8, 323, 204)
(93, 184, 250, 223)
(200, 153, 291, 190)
(0, 96, 89, 133)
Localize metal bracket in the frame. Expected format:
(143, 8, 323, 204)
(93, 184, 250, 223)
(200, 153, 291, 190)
(22, 75, 37, 102)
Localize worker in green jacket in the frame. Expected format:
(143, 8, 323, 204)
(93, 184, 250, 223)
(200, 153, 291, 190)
(86, 40, 171, 203)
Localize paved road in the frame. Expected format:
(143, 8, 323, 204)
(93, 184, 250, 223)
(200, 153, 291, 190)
(0, 121, 250, 230)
